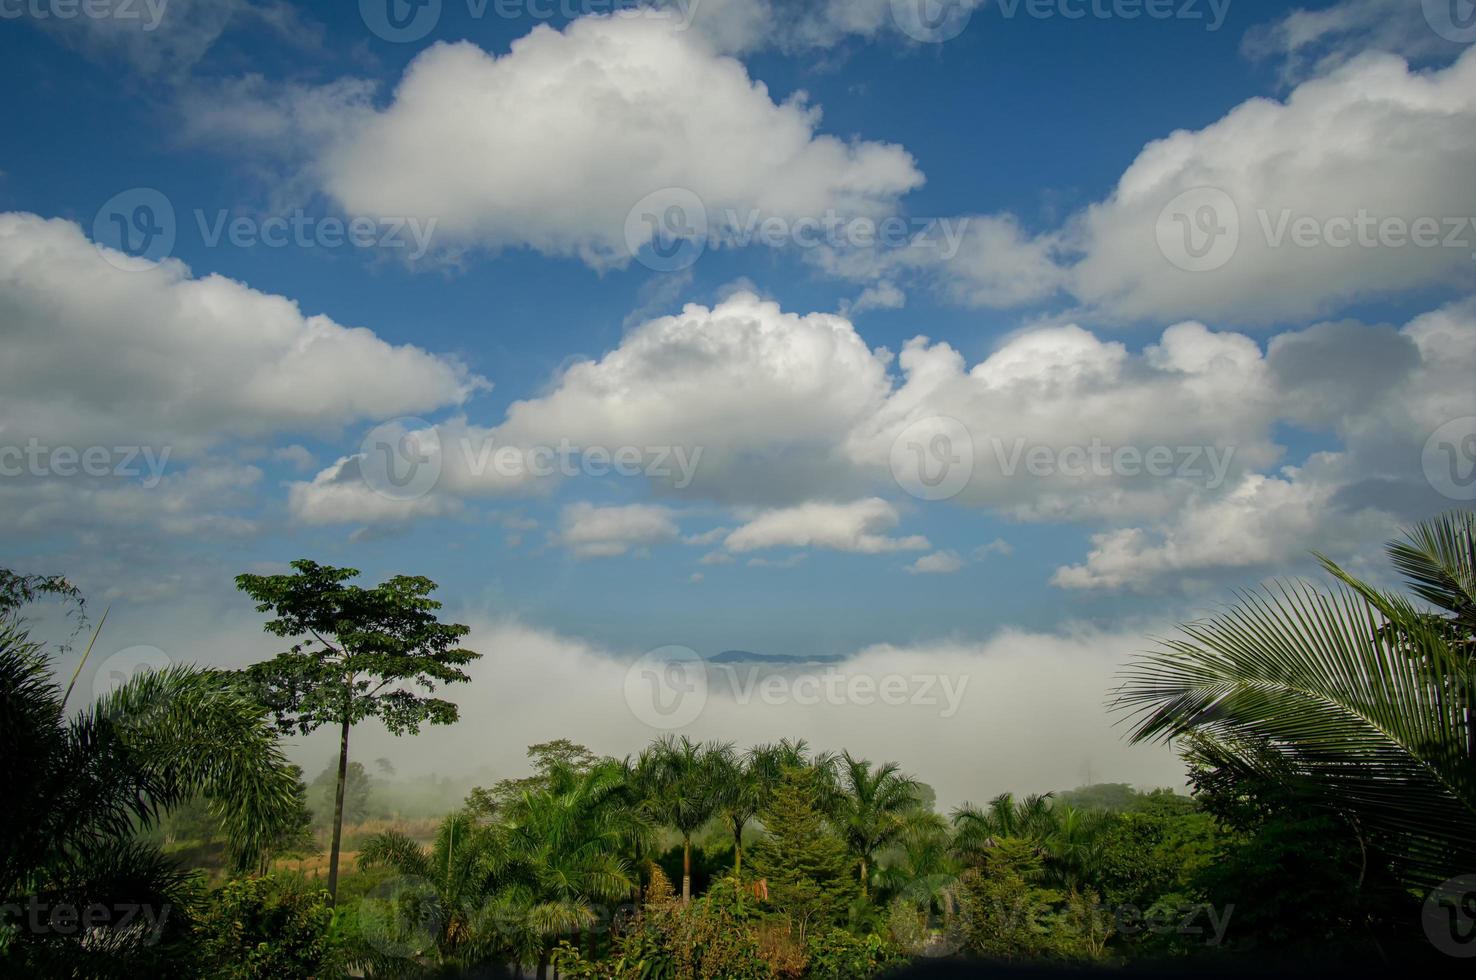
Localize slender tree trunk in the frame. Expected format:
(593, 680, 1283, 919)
(733, 821, 743, 876)
(682, 836, 692, 903)
(859, 857, 868, 899)
(326, 712, 351, 904)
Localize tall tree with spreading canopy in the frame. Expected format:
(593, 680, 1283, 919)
(236, 560, 478, 902)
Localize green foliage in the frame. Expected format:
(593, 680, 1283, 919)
(466, 739, 602, 818)
(193, 875, 337, 979)
(637, 735, 729, 901)
(953, 840, 1108, 963)
(822, 753, 920, 898)
(750, 768, 858, 940)
(1093, 807, 1218, 912)
(803, 928, 903, 980)
(486, 759, 649, 966)
(0, 622, 302, 976)
(1186, 744, 1419, 958)
(236, 560, 478, 738)
(0, 569, 85, 637)
(352, 810, 502, 970)
(555, 869, 781, 980)
(1116, 511, 1476, 888)
(237, 559, 478, 899)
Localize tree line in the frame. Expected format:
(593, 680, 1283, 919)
(0, 511, 1471, 975)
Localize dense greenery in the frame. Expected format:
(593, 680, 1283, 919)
(2, 513, 1472, 975)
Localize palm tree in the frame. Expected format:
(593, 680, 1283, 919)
(825, 752, 921, 899)
(715, 739, 816, 877)
(1, 622, 302, 973)
(355, 810, 501, 972)
(1114, 510, 1476, 888)
(950, 792, 1056, 862)
(1042, 803, 1113, 890)
(876, 809, 958, 906)
(636, 735, 726, 903)
(489, 760, 649, 978)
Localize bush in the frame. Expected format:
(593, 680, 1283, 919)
(804, 928, 903, 980)
(193, 874, 338, 979)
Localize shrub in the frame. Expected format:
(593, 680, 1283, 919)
(193, 874, 338, 979)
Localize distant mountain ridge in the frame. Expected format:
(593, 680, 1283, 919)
(708, 649, 844, 665)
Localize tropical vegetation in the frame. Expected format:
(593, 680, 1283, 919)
(1, 511, 1472, 975)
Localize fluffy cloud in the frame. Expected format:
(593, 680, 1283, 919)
(0, 212, 483, 453)
(843, 49, 1476, 325)
(281, 287, 1473, 589)
(1070, 50, 1476, 323)
(217, 16, 922, 266)
(724, 498, 929, 554)
(285, 292, 894, 520)
(1053, 299, 1476, 590)
(906, 551, 966, 575)
(557, 502, 680, 558)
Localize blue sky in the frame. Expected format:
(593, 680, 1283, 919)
(2, 0, 1474, 797)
